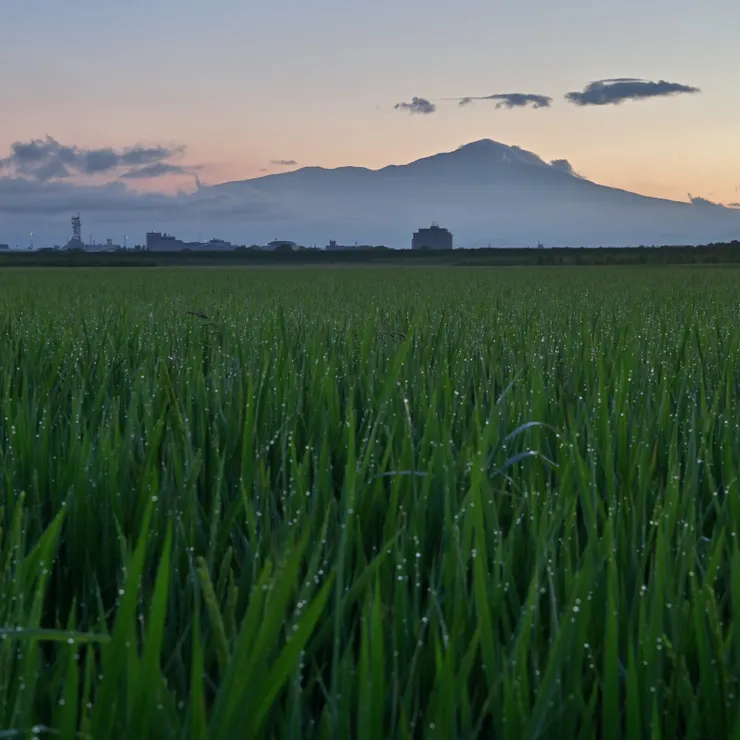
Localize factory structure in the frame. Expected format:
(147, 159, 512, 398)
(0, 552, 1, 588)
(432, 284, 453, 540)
(50, 216, 239, 252)
(146, 234, 305, 252)
(411, 223, 453, 250)
(324, 240, 382, 251)
(33, 214, 454, 252)
(325, 226, 454, 252)
(63, 214, 123, 251)
(145, 232, 236, 251)
(325, 239, 356, 251)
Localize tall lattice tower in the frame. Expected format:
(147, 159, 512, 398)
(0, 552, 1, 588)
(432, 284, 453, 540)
(71, 213, 82, 243)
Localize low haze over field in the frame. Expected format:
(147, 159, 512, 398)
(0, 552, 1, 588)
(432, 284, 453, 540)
(2, 0, 739, 246)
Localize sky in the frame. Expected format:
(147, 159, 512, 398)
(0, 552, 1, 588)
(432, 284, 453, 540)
(1, 0, 739, 244)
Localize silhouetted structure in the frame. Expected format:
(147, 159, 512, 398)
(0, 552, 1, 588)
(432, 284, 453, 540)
(325, 240, 378, 251)
(264, 240, 298, 251)
(65, 213, 85, 250)
(146, 232, 236, 251)
(412, 222, 453, 250)
(146, 232, 182, 251)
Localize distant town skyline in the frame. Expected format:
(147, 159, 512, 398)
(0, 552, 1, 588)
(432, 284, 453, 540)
(3, 137, 739, 251)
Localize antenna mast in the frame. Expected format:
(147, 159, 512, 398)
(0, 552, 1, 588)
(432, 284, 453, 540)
(71, 213, 82, 242)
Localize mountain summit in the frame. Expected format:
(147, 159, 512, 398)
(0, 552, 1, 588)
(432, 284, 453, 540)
(435, 139, 553, 167)
(212, 140, 740, 247)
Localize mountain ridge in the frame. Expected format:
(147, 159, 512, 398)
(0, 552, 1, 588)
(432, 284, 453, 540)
(201, 138, 740, 248)
(218, 139, 703, 209)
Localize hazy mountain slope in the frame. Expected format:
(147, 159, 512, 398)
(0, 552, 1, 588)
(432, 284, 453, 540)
(213, 140, 740, 247)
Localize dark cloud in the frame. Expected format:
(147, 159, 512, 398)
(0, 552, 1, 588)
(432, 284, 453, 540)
(565, 78, 700, 106)
(121, 163, 198, 180)
(83, 148, 122, 174)
(454, 93, 552, 109)
(394, 97, 436, 115)
(32, 159, 73, 181)
(0, 136, 187, 182)
(549, 158, 581, 177)
(271, 159, 298, 166)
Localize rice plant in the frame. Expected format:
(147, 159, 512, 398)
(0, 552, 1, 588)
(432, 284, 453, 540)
(1, 266, 740, 738)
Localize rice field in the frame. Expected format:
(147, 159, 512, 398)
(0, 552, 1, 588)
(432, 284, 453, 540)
(2, 265, 740, 739)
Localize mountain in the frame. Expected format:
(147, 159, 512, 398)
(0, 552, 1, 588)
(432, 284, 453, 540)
(3, 140, 738, 248)
(212, 139, 740, 248)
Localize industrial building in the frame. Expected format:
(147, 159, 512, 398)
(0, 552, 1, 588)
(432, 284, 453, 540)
(145, 232, 236, 251)
(411, 222, 453, 250)
(325, 240, 376, 251)
(62, 214, 122, 251)
(145, 232, 182, 251)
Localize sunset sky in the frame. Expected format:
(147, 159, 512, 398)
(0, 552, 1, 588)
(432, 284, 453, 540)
(2, 0, 739, 204)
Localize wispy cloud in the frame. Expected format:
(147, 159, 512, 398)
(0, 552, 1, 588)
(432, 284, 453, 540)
(565, 78, 700, 106)
(121, 162, 199, 180)
(0, 136, 188, 181)
(453, 93, 552, 109)
(270, 159, 298, 166)
(394, 97, 436, 115)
